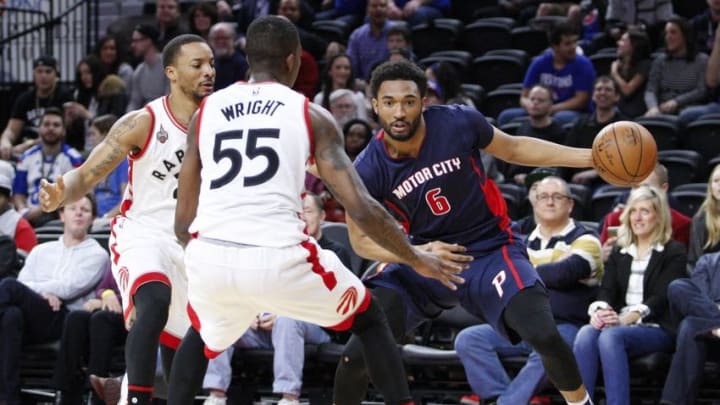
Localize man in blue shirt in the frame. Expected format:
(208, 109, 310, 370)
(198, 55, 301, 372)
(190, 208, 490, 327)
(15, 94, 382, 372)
(347, 0, 395, 81)
(498, 22, 596, 126)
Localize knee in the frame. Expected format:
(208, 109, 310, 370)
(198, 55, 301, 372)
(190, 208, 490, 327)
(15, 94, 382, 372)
(65, 310, 91, 329)
(596, 328, 623, 354)
(454, 325, 493, 355)
(1, 306, 23, 328)
(573, 325, 597, 353)
(133, 283, 171, 319)
(667, 279, 692, 304)
(0, 277, 21, 295)
(521, 323, 564, 354)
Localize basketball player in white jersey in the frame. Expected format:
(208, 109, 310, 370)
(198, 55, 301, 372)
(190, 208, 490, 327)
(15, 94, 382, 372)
(166, 15, 464, 405)
(38, 34, 215, 405)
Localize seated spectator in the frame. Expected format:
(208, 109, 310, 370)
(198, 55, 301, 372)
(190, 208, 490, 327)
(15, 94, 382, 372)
(65, 55, 105, 152)
(86, 115, 127, 221)
(329, 89, 362, 127)
(573, 185, 687, 405)
(661, 251, 720, 405)
(676, 24, 720, 125)
(347, 0, 395, 81)
(343, 118, 373, 162)
(455, 176, 602, 405)
(611, 29, 652, 118)
(692, 0, 720, 54)
(0, 160, 37, 256)
(315, 0, 365, 28)
(93, 36, 133, 87)
(95, 74, 130, 122)
(277, 0, 335, 61)
(599, 163, 692, 257)
(498, 22, 596, 126)
(513, 167, 561, 235)
(188, 2, 219, 41)
(564, 76, 627, 187)
(644, 16, 708, 123)
(12, 108, 83, 227)
(314, 54, 368, 121)
(508, 84, 567, 186)
(687, 163, 720, 271)
(53, 266, 126, 405)
(208, 22, 249, 91)
(0, 55, 73, 160)
(126, 25, 168, 112)
(201, 193, 348, 405)
(154, 0, 189, 49)
(386, 25, 415, 60)
(386, 0, 448, 26)
(424, 62, 474, 108)
(605, 0, 673, 47)
(0, 194, 108, 405)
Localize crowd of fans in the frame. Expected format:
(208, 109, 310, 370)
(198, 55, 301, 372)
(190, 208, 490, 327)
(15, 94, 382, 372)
(0, 0, 719, 404)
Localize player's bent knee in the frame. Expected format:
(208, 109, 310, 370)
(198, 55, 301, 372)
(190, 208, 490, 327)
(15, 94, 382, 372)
(349, 298, 386, 336)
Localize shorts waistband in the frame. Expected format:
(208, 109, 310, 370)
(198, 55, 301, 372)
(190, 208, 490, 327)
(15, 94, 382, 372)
(197, 236, 258, 248)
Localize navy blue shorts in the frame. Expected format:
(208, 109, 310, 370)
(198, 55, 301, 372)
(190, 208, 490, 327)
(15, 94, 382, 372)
(364, 241, 542, 340)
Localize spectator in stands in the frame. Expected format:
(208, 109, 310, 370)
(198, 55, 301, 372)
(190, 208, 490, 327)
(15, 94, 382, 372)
(564, 76, 626, 187)
(95, 74, 129, 121)
(86, 115, 127, 221)
(676, 24, 720, 125)
(343, 118, 373, 162)
(0, 161, 37, 254)
(188, 2, 219, 41)
(611, 28, 652, 118)
(315, 0, 365, 28)
(329, 88, 362, 127)
(347, 0, 394, 81)
(507, 84, 567, 186)
(277, 0, 334, 61)
(605, 0, 673, 47)
(208, 22, 249, 90)
(687, 164, 720, 271)
(514, 167, 561, 236)
(660, 251, 720, 405)
(292, 49, 320, 98)
(644, 16, 708, 122)
(314, 54, 368, 120)
(498, 22, 596, 126)
(0, 193, 108, 405)
(599, 164, 692, 259)
(126, 25, 169, 112)
(155, 0, 189, 48)
(424, 61, 474, 107)
(386, 0, 448, 26)
(692, 0, 720, 54)
(221, 0, 274, 35)
(386, 25, 413, 57)
(0, 55, 73, 160)
(93, 36, 133, 86)
(65, 55, 105, 152)
(12, 108, 83, 228)
(455, 176, 602, 405)
(201, 193, 348, 405)
(573, 185, 687, 405)
(53, 267, 126, 405)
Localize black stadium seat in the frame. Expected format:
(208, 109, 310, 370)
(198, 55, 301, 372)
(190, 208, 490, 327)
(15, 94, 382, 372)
(684, 119, 720, 172)
(590, 185, 629, 221)
(458, 20, 512, 57)
(671, 188, 706, 217)
(469, 54, 526, 92)
(657, 150, 703, 188)
(511, 26, 549, 57)
(482, 88, 521, 119)
(411, 18, 462, 59)
(634, 117, 679, 151)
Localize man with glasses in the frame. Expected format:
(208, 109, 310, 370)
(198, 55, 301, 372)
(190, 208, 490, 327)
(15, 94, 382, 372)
(455, 176, 603, 405)
(127, 25, 169, 111)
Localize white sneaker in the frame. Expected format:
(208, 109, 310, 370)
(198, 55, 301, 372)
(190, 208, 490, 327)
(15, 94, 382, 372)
(277, 399, 300, 405)
(203, 395, 228, 405)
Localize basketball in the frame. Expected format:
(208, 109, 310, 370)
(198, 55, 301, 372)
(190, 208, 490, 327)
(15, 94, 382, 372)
(592, 121, 658, 187)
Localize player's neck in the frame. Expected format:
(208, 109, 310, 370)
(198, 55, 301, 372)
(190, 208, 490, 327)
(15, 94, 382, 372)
(383, 125, 426, 159)
(166, 92, 199, 127)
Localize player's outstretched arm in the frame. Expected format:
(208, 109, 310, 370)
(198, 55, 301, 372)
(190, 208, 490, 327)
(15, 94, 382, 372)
(175, 111, 201, 246)
(484, 127, 593, 169)
(310, 104, 464, 289)
(39, 109, 150, 212)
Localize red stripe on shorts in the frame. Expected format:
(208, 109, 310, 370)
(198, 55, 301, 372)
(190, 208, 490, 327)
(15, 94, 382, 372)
(300, 240, 337, 290)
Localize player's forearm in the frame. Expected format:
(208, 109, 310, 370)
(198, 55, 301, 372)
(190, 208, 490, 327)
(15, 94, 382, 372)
(60, 170, 94, 207)
(510, 136, 593, 168)
(348, 218, 405, 262)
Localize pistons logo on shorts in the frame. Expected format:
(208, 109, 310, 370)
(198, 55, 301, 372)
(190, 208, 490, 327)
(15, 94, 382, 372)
(336, 286, 358, 315)
(118, 266, 130, 292)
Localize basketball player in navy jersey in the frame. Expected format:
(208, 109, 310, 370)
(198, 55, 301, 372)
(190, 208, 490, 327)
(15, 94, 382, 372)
(38, 35, 215, 405)
(165, 16, 463, 405)
(333, 61, 595, 405)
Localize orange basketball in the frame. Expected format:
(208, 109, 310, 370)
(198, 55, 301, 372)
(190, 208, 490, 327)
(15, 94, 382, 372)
(591, 121, 658, 187)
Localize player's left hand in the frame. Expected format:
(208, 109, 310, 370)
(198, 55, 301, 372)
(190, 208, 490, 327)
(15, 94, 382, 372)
(410, 249, 466, 291)
(39, 175, 65, 213)
(422, 241, 472, 269)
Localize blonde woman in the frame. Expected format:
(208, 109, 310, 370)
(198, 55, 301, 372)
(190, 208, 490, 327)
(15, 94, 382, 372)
(573, 185, 687, 405)
(688, 164, 720, 271)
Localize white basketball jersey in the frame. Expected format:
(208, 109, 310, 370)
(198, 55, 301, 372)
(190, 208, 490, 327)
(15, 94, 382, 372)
(120, 96, 188, 236)
(190, 82, 310, 247)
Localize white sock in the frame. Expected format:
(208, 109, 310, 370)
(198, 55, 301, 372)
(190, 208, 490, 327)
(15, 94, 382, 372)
(567, 393, 592, 405)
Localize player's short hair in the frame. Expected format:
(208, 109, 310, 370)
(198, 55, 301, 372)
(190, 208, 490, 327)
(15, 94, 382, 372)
(42, 107, 65, 125)
(369, 60, 427, 99)
(245, 16, 300, 73)
(163, 34, 206, 69)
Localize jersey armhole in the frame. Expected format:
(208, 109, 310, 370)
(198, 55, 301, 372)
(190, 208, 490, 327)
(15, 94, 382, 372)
(304, 98, 315, 165)
(129, 106, 156, 161)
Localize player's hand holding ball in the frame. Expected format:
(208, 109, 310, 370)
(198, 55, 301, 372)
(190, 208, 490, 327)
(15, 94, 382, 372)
(591, 121, 657, 187)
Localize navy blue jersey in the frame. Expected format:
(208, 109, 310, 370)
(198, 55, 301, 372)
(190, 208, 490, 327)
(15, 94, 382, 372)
(355, 105, 516, 255)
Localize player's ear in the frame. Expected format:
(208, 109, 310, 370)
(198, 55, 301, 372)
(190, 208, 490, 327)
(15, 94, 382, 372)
(371, 98, 378, 115)
(422, 96, 429, 108)
(165, 65, 177, 83)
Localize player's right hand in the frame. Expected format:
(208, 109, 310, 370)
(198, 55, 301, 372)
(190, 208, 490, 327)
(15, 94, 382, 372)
(422, 241, 473, 268)
(39, 175, 65, 212)
(410, 249, 466, 291)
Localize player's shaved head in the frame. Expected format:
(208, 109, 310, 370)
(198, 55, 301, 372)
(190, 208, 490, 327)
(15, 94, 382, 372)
(163, 34, 207, 68)
(245, 15, 300, 75)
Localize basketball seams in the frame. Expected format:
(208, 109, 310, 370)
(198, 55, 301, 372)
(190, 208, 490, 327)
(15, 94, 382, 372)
(592, 121, 657, 187)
